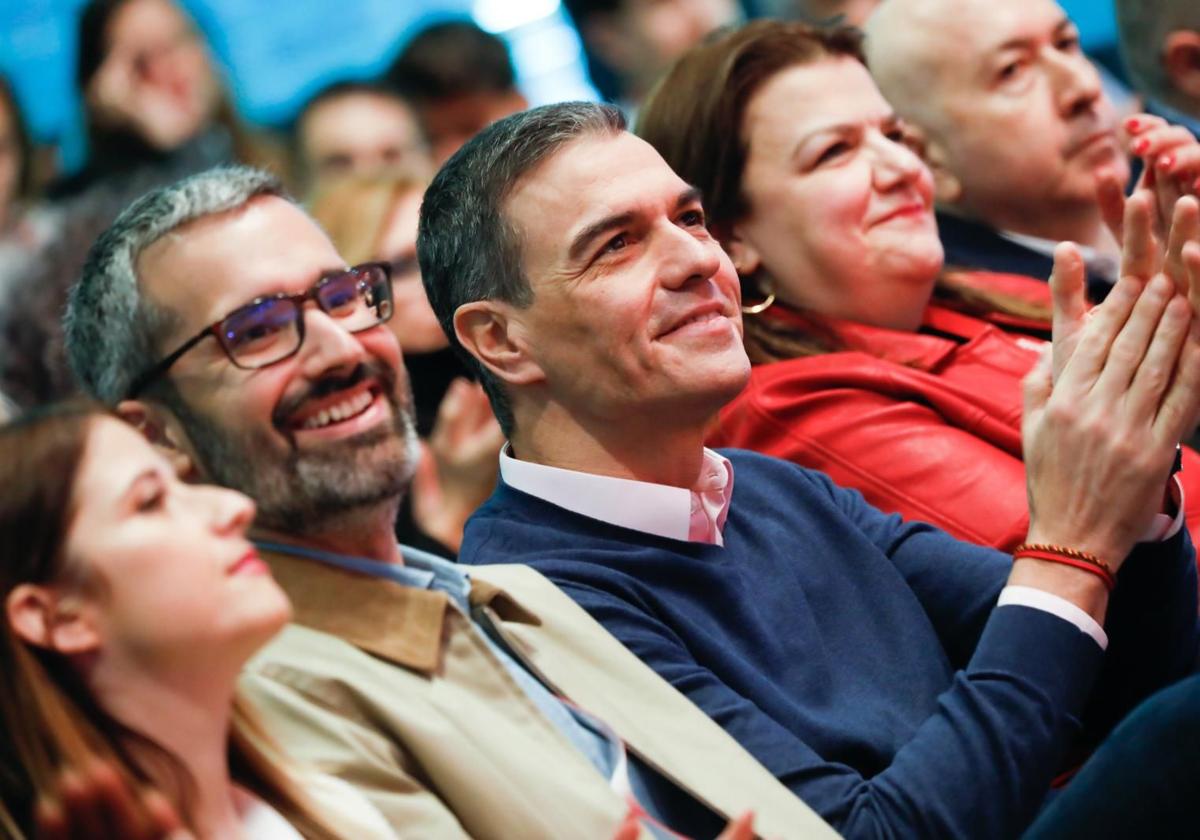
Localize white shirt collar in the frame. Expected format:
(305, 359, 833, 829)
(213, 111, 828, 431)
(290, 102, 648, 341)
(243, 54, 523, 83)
(996, 229, 1119, 285)
(498, 445, 735, 546)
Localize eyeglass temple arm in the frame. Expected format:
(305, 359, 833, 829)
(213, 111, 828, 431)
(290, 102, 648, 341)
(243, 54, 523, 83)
(125, 326, 217, 399)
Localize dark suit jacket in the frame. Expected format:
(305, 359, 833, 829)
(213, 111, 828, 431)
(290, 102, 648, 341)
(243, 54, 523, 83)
(937, 210, 1113, 302)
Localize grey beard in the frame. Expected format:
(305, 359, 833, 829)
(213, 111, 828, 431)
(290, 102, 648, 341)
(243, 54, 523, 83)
(164, 383, 418, 536)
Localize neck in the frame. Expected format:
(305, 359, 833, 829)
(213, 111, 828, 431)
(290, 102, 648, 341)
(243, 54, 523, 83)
(255, 497, 404, 564)
(89, 657, 244, 839)
(946, 200, 1118, 257)
(509, 399, 711, 488)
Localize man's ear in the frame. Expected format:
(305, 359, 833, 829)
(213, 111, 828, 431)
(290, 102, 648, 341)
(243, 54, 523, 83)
(1165, 30, 1200, 101)
(453, 301, 545, 387)
(115, 399, 197, 480)
(7, 585, 101, 656)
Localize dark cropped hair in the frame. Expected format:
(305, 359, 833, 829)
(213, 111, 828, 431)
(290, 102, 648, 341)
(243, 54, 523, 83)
(418, 101, 625, 435)
(387, 20, 517, 102)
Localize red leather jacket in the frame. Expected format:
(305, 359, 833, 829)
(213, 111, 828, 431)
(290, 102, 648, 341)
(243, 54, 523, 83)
(711, 295, 1200, 551)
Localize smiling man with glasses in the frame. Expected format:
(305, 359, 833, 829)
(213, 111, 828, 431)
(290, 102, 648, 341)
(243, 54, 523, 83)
(62, 165, 835, 839)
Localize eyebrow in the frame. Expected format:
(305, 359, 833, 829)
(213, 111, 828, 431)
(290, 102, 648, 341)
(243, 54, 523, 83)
(790, 114, 899, 161)
(566, 186, 704, 263)
(988, 15, 1073, 54)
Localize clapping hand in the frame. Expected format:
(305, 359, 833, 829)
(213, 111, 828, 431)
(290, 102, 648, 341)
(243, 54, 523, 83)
(1022, 194, 1200, 585)
(1098, 114, 1200, 254)
(35, 761, 191, 840)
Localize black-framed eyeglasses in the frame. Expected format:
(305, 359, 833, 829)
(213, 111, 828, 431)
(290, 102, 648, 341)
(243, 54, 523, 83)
(126, 262, 394, 399)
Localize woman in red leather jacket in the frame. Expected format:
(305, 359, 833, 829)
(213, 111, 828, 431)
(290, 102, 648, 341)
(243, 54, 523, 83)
(637, 19, 1200, 550)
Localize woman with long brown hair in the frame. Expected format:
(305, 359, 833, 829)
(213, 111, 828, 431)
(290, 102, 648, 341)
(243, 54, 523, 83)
(638, 20, 1200, 550)
(0, 404, 395, 838)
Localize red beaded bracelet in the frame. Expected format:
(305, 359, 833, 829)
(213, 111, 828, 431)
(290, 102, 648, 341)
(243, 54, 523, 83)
(1012, 543, 1116, 592)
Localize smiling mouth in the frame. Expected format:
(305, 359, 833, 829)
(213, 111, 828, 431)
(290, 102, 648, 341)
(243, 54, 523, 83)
(657, 309, 729, 340)
(873, 204, 928, 226)
(298, 388, 376, 431)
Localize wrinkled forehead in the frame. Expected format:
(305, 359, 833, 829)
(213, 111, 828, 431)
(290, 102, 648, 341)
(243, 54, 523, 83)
(503, 132, 691, 261)
(136, 195, 347, 338)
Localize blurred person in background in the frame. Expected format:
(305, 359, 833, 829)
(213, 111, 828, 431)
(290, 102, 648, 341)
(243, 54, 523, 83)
(1115, 0, 1200, 137)
(0, 74, 62, 329)
(51, 0, 277, 200)
(865, 0, 1196, 301)
(638, 19, 1200, 551)
(292, 81, 429, 197)
(385, 20, 528, 165)
(310, 173, 502, 555)
(0, 0, 279, 410)
(562, 0, 740, 114)
(0, 76, 53, 254)
(0, 403, 395, 838)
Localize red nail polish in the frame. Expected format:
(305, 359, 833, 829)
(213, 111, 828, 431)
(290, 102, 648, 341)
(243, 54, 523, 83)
(1134, 139, 1150, 154)
(1127, 117, 1140, 132)
(1159, 154, 1176, 170)
(1194, 176, 1200, 192)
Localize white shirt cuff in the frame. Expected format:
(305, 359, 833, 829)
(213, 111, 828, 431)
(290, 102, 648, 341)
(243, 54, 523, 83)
(1140, 475, 1185, 543)
(998, 585, 1108, 650)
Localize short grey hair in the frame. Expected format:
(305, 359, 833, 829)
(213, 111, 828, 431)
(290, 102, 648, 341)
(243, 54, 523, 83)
(418, 101, 626, 435)
(65, 166, 286, 404)
(1115, 0, 1200, 112)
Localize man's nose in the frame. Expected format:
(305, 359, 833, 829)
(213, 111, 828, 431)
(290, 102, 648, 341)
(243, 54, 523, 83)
(1048, 49, 1103, 119)
(296, 307, 372, 379)
(658, 223, 722, 291)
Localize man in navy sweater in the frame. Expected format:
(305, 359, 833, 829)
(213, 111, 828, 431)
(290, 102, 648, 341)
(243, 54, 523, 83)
(419, 100, 1200, 838)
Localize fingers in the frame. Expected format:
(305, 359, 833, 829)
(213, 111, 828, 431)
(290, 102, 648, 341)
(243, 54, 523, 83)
(34, 796, 69, 840)
(1188, 241, 1200, 325)
(1022, 345, 1054, 422)
(1056, 275, 1143, 393)
(35, 762, 174, 840)
(716, 811, 756, 840)
(1096, 169, 1127, 243)
(1121, 191, 1162, 280)
(1164, 196, 1200, 293)
(141, 790, 188, 839)
(1050, 242, 1087, 381)
(1133, 124, 1200, 181)
(610, 808, 642, 840)
(1093, 274, 1174, 399)
(1155, 316, 1200, 443)
(1127, 293, 1191, 426)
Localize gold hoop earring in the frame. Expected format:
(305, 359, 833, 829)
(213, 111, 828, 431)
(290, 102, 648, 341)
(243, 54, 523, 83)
(742, 291, 776, 315)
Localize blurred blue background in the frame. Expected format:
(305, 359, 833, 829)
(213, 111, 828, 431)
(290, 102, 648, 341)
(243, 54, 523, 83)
(0, 0, 1121, 169)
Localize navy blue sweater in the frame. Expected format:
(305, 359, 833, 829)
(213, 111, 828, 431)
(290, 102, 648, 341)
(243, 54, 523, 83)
(461, 450, 1199, 839)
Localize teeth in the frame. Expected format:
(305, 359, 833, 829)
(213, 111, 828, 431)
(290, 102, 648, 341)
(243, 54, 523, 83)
(300, 391, 374, 430)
